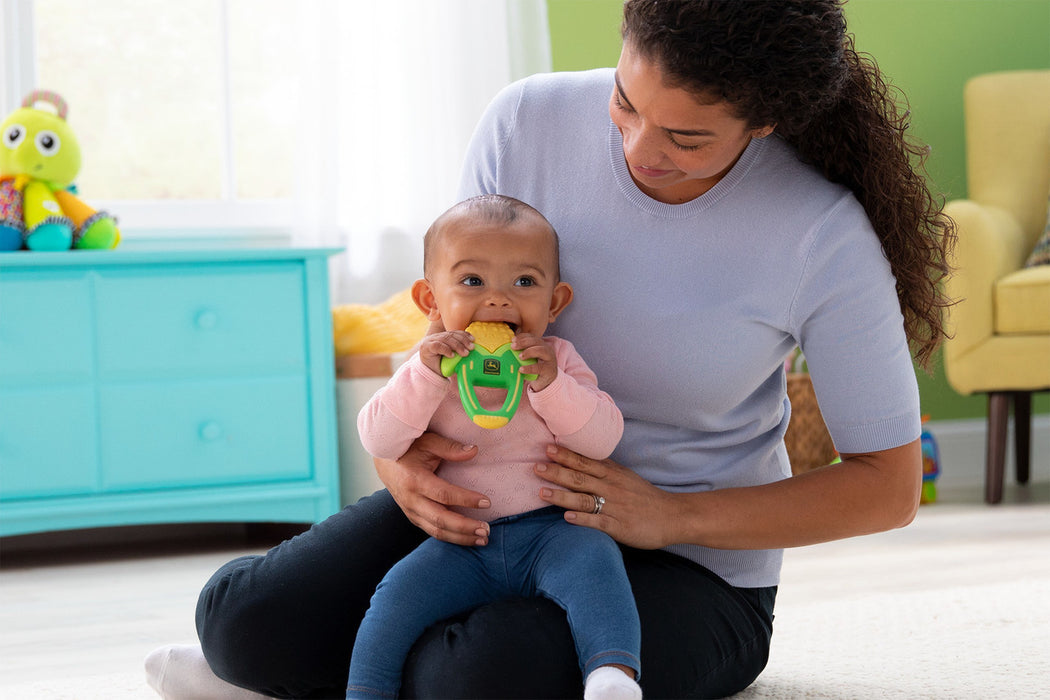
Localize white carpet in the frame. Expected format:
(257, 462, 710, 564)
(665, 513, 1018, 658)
(734, 500, 1050, 699)
(1, 498, 1047, 699)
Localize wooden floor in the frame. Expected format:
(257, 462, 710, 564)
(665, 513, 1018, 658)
(1, 483, 1046, 699)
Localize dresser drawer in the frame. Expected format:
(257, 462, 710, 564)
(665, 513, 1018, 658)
(0, 243, 341, 536)
(95, 263, 306, 378)
(99, 376, 311, 490)
(0, 385, 100, 499)
(0, 272, 95, 384)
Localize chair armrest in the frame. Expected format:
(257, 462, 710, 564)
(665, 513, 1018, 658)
(943, 199, 1028, 360)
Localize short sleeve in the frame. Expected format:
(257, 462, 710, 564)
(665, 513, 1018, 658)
(788, 195, 921, 453)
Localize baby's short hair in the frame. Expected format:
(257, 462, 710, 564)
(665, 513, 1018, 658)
(424, 194, 560, 278)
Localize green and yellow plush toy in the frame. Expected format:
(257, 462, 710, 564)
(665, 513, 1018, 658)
(0, 90, 120, 251)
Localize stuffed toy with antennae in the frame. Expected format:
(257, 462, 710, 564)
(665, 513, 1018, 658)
(0, 90, 120, 251)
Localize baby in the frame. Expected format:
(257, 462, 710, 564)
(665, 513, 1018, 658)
(347, 195, 642, 700)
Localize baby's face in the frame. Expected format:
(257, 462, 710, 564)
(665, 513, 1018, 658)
(426, 217, 566, 337)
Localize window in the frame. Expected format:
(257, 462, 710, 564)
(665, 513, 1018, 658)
(4, 0, 311, 229)
(2, 0, 551, 301)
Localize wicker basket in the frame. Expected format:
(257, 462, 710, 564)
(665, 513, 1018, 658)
(784, 370, 837, 475)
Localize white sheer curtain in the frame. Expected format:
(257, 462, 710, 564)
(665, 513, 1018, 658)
(295, 0, 552, 304)
(1, 0, 549, 303)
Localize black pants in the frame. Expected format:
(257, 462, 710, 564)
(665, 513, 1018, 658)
(196, 490, 776, 699)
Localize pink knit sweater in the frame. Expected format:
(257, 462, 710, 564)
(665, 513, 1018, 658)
(357, 337, 623, 521)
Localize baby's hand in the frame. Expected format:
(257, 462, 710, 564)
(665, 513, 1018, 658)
(512, 333, 558, 392)
(419, 330, 474, 376)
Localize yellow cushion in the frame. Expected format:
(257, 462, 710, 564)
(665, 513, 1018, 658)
(332, 287, 428, 356)
(995, 266, 1050, 334)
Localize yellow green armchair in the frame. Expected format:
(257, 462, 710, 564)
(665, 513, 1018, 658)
(943, 70, 1050, 504)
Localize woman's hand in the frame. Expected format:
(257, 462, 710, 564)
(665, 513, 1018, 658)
(375, 432, 491, 546)
(536, 444, 677, 550)
(537, 441, 923, 553)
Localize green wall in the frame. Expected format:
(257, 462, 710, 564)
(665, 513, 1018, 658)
(546, 0, 1050, 421)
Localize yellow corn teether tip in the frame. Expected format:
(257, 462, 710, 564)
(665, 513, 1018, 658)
(440, 321, 538, 429)
(465, 321, 515, 352)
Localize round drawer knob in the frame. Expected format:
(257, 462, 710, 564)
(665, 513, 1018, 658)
(195, 309, 219, 330)
(199, 421, 224, 441)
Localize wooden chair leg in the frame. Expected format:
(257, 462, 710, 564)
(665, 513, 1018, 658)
(1013, 391, 1031, 485)
(985, 392, 1009, 504)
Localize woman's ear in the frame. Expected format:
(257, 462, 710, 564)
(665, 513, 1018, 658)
(547, 281, 574, 322)
(753, 124, 776, 139)
(411, 278, 441, 321)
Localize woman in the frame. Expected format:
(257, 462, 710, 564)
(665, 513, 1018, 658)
(153, 1, 954, 698)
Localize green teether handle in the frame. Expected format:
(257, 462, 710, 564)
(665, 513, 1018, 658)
(441, 343, 537, 428)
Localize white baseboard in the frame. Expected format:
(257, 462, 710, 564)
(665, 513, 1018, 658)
(925, 415, 1050, 490)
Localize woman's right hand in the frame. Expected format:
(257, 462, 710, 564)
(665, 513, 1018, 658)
(375, 432, 490, 546)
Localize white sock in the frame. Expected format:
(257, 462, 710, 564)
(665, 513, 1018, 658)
(144, 644, 275, 700)
(583, 666, 642, 700)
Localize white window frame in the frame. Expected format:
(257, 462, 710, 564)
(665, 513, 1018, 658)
(1, 0, 35, 118)
(1, 0, 296, 236)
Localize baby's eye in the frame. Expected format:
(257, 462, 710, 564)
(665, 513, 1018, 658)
(461, 275, 483, 287)
(515, 276, 536, 287)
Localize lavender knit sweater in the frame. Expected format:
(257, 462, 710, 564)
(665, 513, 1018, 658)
(457, 69, 920, 587)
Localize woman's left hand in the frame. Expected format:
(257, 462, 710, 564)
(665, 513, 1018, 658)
(536, 444, 677, 550)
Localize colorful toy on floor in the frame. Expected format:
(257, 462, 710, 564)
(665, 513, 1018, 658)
(920, 416, 941, 504)
(0, 90, 120, 251)
(441, 321, 537, 429)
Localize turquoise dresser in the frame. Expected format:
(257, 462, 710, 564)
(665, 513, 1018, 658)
(0, 240, 343, 536)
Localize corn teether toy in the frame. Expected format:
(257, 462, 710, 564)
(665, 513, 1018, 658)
(440, 321, 538, 429)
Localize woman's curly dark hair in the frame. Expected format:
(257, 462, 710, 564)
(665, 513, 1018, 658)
(623, 0, 955, 369)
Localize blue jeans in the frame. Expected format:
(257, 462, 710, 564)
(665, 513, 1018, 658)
(345, 507, 640, 699)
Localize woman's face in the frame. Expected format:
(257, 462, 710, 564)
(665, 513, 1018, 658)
(609, 42, 773, 204)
